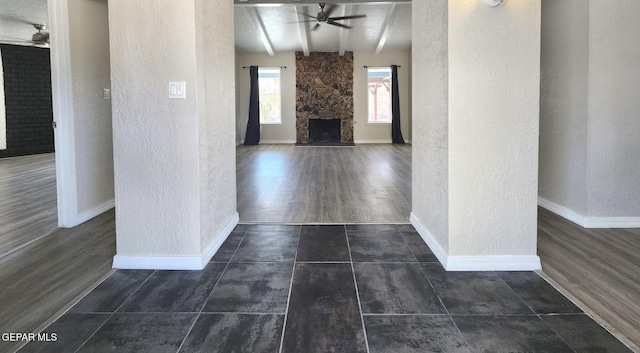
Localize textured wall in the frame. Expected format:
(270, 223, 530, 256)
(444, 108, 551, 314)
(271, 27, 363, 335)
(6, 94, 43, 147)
(236, 52, 296, 143)
(587, 0, 640, 217)
(411, 0, 449, 250)
(295, 51, 354, 144)
(195, 0, 238, 251)
(539, 0, 589, 216)
(0, 51, 5, 150)
(68, 0, 114, 213)
(448, 0, 541, 256)
(0, 45, 54, 158)
(110, 0, 201, 256)
(353, 50, 411, 143)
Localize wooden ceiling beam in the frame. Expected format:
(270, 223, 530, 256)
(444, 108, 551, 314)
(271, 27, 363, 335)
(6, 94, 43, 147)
(247, 7, 275, 56)
(375, 3, 397, 55)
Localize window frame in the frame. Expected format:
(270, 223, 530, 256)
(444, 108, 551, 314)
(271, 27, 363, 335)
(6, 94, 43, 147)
(367, 67, 393, 124)
(258, 67, 282, 125)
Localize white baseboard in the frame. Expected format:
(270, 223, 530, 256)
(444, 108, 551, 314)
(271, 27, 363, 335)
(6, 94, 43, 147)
(446, 255, 541, 271)
(585, 217, 640, 228)
(113, 212, 239, 270)
(409, 212, 448, 266)
(74, 198, 115, 226)
(410, 212, 542, 271)
(538, 197, 586, 227)
(200, 212, 240, 266)
(538, 197, 640, 228)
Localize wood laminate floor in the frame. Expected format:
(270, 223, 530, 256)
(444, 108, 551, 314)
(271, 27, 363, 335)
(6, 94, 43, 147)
(236, 144, 412, 223)
(538, 207, 640, 351)
(0, 153, 58, 258)
(0, 210, 115, 353)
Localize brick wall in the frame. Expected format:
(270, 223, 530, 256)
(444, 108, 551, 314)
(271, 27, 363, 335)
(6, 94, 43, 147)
(0, 44, 54, 158)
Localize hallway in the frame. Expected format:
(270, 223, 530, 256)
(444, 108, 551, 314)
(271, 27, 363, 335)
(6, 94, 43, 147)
(18, 224, 631, 353)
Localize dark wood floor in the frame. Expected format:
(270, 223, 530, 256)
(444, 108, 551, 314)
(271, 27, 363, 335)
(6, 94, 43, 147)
(236, 144, 412, 223)
(1, 147, 638, 352)
(538, 207, 640, 352)
(0, 154, 57, 258)
(0, 210, 116, 353)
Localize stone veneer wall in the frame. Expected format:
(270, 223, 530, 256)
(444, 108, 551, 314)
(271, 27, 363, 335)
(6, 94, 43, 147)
(296, 51, 354, 144)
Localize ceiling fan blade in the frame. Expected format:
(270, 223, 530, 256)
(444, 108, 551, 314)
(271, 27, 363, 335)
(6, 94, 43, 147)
(0, 39, 30, 43)
(327, 21, 352, 30)
(328, 14, 367, 21)
(311, 23, 321, 31)
(298, 12, 318, 20)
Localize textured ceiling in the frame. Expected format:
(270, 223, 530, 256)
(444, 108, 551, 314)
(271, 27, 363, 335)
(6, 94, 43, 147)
(234, 2, 412, 54)
(0, 1, 411, 54)
(0, 0, 48, 46)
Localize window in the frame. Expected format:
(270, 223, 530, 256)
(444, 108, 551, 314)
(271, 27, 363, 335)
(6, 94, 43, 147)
(367, 67, 392, 123)
(258, 68, 281, 124)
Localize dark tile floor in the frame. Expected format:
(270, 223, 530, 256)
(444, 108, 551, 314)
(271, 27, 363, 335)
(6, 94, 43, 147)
(20, 224, 632, 353)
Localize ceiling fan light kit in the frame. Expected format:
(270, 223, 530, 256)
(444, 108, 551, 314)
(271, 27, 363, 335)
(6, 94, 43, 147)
(485, 0, 505, 7)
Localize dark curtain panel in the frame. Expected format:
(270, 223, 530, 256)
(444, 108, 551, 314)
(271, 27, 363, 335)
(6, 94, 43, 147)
(244, 66, 261, 145)
(391, 65, 405, 144)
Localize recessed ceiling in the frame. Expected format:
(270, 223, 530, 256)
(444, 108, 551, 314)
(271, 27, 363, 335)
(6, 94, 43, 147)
(234, 2, 412, 55)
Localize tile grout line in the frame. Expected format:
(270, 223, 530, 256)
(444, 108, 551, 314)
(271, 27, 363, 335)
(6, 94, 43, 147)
(176, 231, 249, 353)
(345, 225, 371, 353)
(73, 270, 157, 353)
(277, 226, 302, 353)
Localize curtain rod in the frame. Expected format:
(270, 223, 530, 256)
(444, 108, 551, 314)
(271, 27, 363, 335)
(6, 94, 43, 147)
(363, 65, 401, 68)
(242, 66, 287, 69)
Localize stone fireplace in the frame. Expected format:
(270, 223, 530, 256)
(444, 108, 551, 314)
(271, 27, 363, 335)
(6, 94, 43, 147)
(295, 51, 354, 144)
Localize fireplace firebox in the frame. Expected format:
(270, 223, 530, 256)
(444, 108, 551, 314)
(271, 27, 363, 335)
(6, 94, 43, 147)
(308, 119, 341, 144)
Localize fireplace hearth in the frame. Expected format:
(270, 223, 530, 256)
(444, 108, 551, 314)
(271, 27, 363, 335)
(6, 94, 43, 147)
(308, 119, 341, 145)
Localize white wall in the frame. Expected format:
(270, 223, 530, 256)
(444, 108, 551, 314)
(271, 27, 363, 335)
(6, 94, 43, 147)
(539, 0, 589, 216)
(411, 0, 449, 252)
(0, 52, 5, 150)
(587, 0, 640, 219)
(110, 0, 237, 269)
(49, 0, 114, 226)
(236, 52, 296, 144)
(195, 0, 238, 252)
(412, 0, 541, 270)
(353, 50, 411, 143)
(448, 0, 540, 257)
(68, 0, 114, 216)
(235, 50, 412, 144)
(539, 0, 640, 227)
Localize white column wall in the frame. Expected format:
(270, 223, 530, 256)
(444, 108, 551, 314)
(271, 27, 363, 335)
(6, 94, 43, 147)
(412, 0, 541, 270)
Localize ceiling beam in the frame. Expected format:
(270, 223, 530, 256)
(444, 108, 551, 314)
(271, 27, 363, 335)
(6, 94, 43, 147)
(338, 5, 352, 56)
(295, 6, 310, 56)
(375, 3, 397, 55)
(246, 7, 275, 56)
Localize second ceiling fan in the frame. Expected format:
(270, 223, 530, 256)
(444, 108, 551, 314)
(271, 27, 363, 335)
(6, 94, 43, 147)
(299, 3, 367, 31)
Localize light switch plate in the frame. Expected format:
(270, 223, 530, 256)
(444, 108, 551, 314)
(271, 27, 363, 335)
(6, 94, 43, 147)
(169, 81, 186, 99)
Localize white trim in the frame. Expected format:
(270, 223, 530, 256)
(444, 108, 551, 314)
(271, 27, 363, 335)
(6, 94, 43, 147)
(538, 197, 586, 227)
(259, 140, 296, 144)
(538, 197, 640, 228)
(446, 255, 541, 271)
(355, 140, 393, 144)
(49, 0, 79, 228)
(409, 212, 448, 266)
(200, 212, 240, 266)
(112, 212, 240, 270)
(585, 217, 640, 228)
(410, 212, 542, 271)
(74, 199, 115, 225)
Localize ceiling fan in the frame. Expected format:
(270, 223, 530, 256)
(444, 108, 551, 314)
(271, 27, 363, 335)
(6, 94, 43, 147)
(0, 23, 50, 47)
(299, 3, 367, 31)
